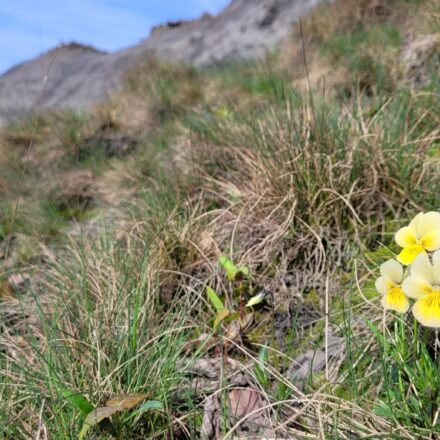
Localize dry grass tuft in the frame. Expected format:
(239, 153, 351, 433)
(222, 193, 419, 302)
(299, 0, 399, 44)
(124, 57, 205, 123)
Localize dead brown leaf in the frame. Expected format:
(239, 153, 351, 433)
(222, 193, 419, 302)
(200, 394, 222, 440)
(106, 393, 150, 408)
(0, 281, 14, 299)
(79, 393, 150, 439)
(228, 388, 264, 420)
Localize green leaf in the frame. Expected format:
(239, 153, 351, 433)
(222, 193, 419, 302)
(61, 389, 94, 416)
(258, 346, 268, 363)
(206, 286, 225, 313)
(218, 256, 229, 267)
(126, 400, 164, 421)
(219, 256, 250, 281)
(237, 265, 250, 277)
(373, 403, 393, 418)
(366, 320, 391, 350)
(255, 346, 269, 386)
(364, 246, 395, 266)
(136, 400, 163, 412)
(219, 256, 238, 281)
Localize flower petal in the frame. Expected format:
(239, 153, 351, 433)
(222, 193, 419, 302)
(433, 250, 440, 285)
(380, 259, 403, 283)
(410, 252, 435, 284)
(415, 211, 440, 237)
(402, 276, 433, 300)
(421, 229, 440, 252)
(375, 276, 393, 295)
(409, 212, 424, 231)
(412, 293, 440, 328)
(417, 211, 440, 238)
(397, 245, 425, 265)
(395, 226, 417, 248)
(382, 287, 409, 313)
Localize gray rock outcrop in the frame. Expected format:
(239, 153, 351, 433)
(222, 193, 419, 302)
(0, 0, 322, 123)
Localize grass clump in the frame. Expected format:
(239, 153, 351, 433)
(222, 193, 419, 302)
(321, 23, 403, 93)
(0, 211, 206, 438)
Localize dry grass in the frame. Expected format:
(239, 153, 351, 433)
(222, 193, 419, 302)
(285, 0, 439, 94)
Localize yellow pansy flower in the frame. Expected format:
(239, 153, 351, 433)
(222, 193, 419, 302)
(402, 251, 440, 328)
(395, 212, 440, 265)
(375, 259, 409, 313)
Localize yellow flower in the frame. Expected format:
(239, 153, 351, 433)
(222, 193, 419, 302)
(395, 212, 440, 265)
(402, 251, 440, 328)
(375, 259, 409, 313)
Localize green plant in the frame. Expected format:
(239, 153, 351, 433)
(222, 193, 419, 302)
(206, 255, 267, 327)
(356, 212, 440, 434)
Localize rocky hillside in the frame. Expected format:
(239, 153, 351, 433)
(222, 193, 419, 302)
(0, 0, 321, 123)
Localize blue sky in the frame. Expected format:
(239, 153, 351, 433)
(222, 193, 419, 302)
(0, 0, 230, 74)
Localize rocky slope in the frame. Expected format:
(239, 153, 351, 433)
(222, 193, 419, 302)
(0, 0, 321, 123)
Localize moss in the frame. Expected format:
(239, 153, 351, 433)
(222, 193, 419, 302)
(363, 279, 379, 300)
(284, 320, 326, 360)
(304, 289, 321, 309)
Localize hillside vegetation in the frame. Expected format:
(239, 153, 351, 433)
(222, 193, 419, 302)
(1, 0, 440, 438)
